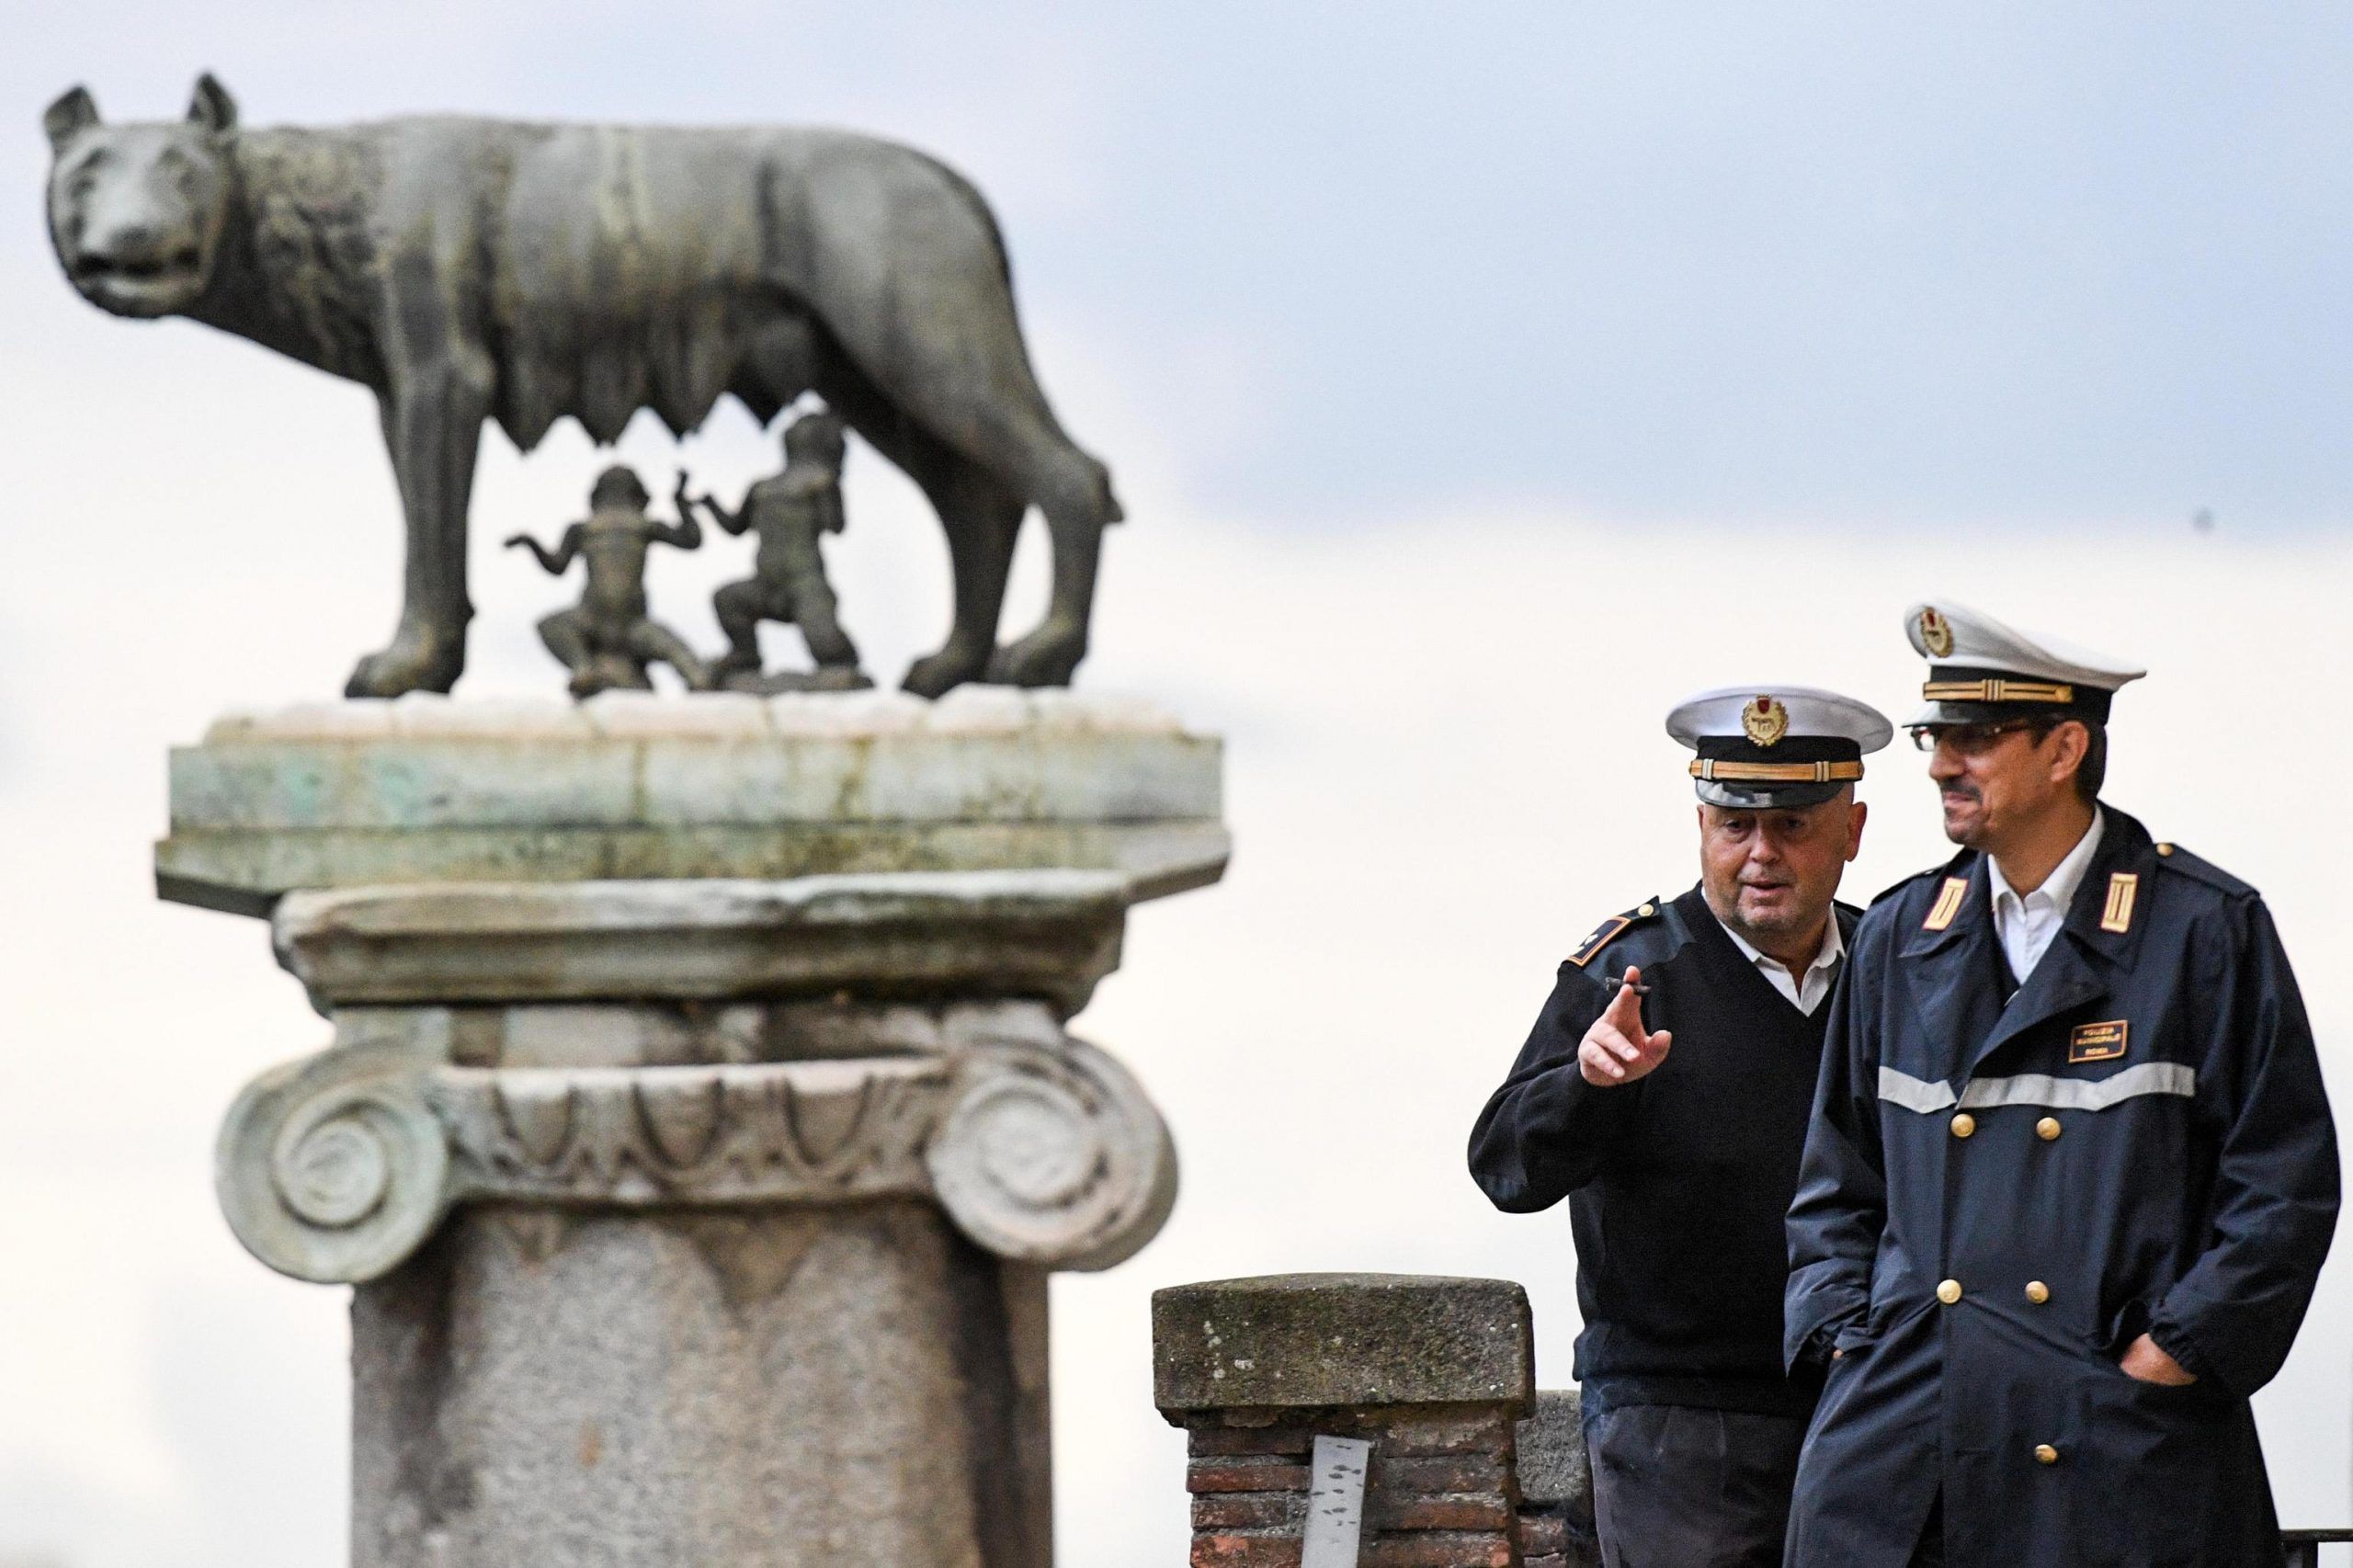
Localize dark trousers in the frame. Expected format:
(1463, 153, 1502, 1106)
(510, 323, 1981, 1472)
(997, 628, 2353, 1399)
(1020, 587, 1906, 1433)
(1584, 1403, 1808, 1568)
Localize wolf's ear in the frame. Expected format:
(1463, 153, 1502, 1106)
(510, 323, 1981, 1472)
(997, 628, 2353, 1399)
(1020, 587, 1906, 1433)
(43, 85, 99, 152)
(188, 74, 238, 135)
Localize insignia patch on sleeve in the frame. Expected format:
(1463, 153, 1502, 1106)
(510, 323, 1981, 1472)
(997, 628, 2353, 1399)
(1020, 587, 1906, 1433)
(2069, 1019, 2130, 1063)
(1923, 877, 1969, 932)
(2100, 872, 2139, 934)
(1567, 915, 1632, 968)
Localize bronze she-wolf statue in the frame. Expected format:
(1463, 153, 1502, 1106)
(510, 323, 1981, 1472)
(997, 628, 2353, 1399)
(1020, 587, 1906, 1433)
(42, 74, 1121, 698)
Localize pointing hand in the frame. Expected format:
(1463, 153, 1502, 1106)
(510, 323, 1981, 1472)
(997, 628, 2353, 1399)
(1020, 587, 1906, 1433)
(1579, 967, 1672, 1086)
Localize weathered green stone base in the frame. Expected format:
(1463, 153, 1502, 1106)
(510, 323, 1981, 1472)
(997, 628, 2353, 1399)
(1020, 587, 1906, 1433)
(158, 689, 1226, 915)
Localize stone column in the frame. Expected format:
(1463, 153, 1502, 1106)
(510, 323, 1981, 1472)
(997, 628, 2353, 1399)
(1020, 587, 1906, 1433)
(1152, 1274, 1538, 1568)
(168, 688, 1225, 1568)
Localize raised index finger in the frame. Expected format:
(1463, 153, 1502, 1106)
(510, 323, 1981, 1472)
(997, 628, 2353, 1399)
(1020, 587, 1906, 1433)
(1601, 967, 1649, 1040)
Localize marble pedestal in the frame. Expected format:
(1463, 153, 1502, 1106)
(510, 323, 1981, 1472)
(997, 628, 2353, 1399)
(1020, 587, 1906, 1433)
(166, 689, 1226, 1567)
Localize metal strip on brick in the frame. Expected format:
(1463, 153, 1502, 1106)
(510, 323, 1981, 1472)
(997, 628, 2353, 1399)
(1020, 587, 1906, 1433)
(1301, 1435, 1372, 1568)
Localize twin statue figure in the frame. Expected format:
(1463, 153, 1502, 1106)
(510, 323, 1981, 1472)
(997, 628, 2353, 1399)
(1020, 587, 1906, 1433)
(505, 408, 870, 697)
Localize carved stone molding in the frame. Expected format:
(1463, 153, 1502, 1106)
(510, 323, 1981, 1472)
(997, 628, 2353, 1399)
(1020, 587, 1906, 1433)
(215, 1040, 451, 1285)
(433, 1058, 949, 1207)
(272, 870, 1132, 1017)
(928, 1034, 1177, 1273)
(217, 1030, 1174, 1283)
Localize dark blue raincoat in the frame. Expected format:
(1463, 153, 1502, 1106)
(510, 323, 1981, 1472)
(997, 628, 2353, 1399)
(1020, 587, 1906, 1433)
(1783, 808, 2338, 1567)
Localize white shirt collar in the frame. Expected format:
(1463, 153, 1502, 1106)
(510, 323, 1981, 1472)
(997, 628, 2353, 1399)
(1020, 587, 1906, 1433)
(1987, 806, 2106, 918)
(1713, 905, 1847, 1016)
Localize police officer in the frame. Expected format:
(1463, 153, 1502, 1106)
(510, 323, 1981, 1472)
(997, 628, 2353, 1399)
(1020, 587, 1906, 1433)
(1471, 685, 1893, 1568)
(1783, 601, 2339, 1568)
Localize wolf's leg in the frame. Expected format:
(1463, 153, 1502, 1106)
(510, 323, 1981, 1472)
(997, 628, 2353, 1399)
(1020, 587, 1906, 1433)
(904, 466, 1024, 698)
(829, 322, 1112, 687)
(796, 175, 1115, 687)
(985, 499, 1101, 687)
(349, 352, 494, 698)
(820, 370, 1021, 699)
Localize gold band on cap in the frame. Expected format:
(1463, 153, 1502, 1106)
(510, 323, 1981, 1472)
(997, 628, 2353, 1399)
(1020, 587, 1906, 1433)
(1689, 759, 1864, 784)
(1922, 678, 2075, 705)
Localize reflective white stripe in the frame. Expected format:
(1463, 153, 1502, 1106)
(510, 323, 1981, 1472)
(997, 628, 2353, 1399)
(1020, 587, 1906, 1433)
(1959, 1064, 2196, 1110)
(1879, 1062, 2196, 1115)
(1878, 1067, 1957, 1112)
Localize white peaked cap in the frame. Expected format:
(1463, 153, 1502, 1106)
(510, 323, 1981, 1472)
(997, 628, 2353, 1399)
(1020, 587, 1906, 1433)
(1665, 684, 1893, 809)
(1665, 685, 1894, 753)
(1903, 600, 2147, 688)
(1904, 599, 2145, 724)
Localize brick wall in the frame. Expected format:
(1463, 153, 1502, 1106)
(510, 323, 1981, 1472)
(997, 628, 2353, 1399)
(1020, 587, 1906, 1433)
(1154, 1274, 1540, 1568)
(1184, 1404, 1520, 1567)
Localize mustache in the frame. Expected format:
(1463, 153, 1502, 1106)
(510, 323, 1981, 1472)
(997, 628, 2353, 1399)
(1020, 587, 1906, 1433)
(1939, 780, 1984, 803)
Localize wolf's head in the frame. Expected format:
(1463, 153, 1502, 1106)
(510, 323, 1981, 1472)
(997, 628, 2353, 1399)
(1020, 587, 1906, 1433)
(45, 74, 239, 320)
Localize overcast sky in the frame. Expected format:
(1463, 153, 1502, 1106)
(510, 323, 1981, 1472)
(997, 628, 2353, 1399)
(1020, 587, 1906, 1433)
(3, 6, 2350, 1566)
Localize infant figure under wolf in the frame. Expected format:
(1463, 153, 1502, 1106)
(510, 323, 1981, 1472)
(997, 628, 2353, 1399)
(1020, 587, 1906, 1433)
(687, 408, 873, 693)
(505, 466, 716, 698)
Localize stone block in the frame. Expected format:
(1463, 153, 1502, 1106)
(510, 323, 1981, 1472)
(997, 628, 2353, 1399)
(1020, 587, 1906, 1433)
(1154, 1274, 1535, 1416)
(1515, 1390, 1597, 1568)
(388, 694, 592, 738)
(159, 693, 1227, 916)
(1513, 1389, 1590, 1509)
(271, 869, 1130, 1013)
(581, 689, 771, 735)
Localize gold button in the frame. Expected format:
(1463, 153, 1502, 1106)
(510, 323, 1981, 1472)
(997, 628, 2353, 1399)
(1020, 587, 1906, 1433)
(2034, 1443, 2059, 1465)
(1937, 1278, 1962, 1305)
(1639, 903, 1656, 916)
(2025, 1281, 2051, 1305)
(1950, 1113, 1976, 1139)
(2157, 844, 2175, 857)
(2036, 1117, 2063, 1142)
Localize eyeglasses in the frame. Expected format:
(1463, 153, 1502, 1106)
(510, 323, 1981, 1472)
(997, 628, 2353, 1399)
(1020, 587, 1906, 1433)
(1909, 722, 2040, 756)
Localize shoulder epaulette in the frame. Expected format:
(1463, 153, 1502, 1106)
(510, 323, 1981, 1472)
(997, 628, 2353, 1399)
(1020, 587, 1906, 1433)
(2150, 841, 2256, 898)
(1565, 897, 1665, 968)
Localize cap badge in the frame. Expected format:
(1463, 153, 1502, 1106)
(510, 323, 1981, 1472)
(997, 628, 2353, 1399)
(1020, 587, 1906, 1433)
(1742, 696, 1789, 747)
(1918, 607, 1954, 658)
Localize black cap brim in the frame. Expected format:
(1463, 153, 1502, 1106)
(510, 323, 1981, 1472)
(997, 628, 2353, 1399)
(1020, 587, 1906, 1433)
(1695, 778, 1849, 810)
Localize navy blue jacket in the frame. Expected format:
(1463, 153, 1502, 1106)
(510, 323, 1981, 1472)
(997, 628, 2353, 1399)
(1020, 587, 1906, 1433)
(1783, 808, 2338, 1567)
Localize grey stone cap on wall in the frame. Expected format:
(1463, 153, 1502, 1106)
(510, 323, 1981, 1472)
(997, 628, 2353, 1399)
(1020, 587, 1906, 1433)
(1153, 1273, 1535, 1417)
(161, 687, 1227, 916)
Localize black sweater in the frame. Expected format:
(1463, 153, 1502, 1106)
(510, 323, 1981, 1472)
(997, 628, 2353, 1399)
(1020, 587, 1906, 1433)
(1468, 884, 1856, 1416)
